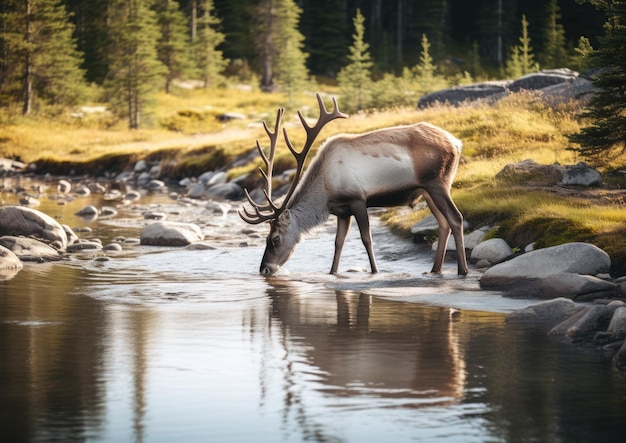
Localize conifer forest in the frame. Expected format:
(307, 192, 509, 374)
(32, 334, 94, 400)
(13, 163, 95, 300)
(0, 0, 614, 123)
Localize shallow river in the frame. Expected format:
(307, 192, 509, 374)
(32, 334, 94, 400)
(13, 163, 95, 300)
(1, 182, 626, 442)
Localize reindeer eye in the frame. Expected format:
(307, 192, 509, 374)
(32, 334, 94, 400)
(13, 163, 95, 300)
(271, 235, 281, 247)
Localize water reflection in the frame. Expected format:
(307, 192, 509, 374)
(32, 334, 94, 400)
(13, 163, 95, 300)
(3, 183, 626, 441)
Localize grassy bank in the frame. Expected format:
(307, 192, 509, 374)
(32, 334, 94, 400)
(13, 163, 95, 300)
(1, 87, 626, 275)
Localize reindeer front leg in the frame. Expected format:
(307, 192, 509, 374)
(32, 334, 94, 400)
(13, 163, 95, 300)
(331, 216, 352, 274)
(350, 201, 379, 273)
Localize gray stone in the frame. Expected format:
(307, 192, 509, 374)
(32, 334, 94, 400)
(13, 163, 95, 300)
(187, 183, 207, 199)
(480, 242, 611, 289)
(0, 206, 68, 248)
(607, 307, 626, 340)
(410, 215, 439, 235)
(561, 162, 602, 186)
(0, 236, 61, 261)
(507, 297, 580, 323)
(470, 238, 512, 264)
(537, 272, 617, 300)
(147, 179, 165, 191)
(418, 80, 510, 108)
(140, 222, 204, 246)
(66, 241, 103, 252)
(508, 68, 578, 92)
(76, 205, 99, 217)
(464, 230, 487, 250)
(205, 182, 244, 201)
(496, 159, 564, 186)
(57, 179, 72, 194)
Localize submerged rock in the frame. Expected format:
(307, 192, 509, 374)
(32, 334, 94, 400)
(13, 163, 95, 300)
(140, 221, 204, 246)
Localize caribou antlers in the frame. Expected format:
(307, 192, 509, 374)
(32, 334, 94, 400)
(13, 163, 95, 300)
(239, 93, 348, 224)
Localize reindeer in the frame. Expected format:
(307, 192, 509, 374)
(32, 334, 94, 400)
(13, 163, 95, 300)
(239, 93, 468, 276)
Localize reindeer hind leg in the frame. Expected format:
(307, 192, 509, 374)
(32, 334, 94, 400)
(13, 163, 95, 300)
(423, 188, 468, 276)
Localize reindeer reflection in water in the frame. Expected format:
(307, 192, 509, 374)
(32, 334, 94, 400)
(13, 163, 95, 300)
(264, 280, 467, 411)
(240, 93, 468, 276)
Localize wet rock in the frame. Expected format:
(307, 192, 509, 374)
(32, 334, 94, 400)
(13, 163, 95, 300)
(615, 339, 626, 370)
(507, 297, 581, 324)
(125, 190, 141, 202)
(549, 304, 617, 340)
(205, 182, 244, 201)
(75, 184, 91, 196)
(144, 211, 166, 220)
(100, 206, 118, 218)
(66, 241, 103, 252)
(187, 242, 217, 250)
(607, 306, 626, 340)
(0, 206, 68, 248)
(88, 182, 107, 194)
(0, 236, 61, 261)
(187, 183, 207, 199)
(103, 243, 123, 251)
(76, 205, 99, 217)
(0, 245, 23, 274)
(140, 221, 204, 246)
(62, 224, 79, 245)
(480, 242, 611, 290)
(57, 179, 71, 194)
(147, 179, 165, 191)
(537, 272, 617, 300)
(561, 162, 602, 186)
(19, 196, 41, 206)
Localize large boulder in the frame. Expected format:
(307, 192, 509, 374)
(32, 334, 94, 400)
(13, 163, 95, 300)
(496, 159, 564, 186)
(140, 221, 204, 246)
(561, 162, 602, 186)
(507, 297, 581, 324)
(508, 68, 578, 92)
(0, 206, 68, 249)
(480, 242, 611, 293)
(0, 236, 61, 261)
(418, 80, 510, 108)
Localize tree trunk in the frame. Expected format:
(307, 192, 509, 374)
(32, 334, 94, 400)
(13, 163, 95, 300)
(260, 0, 274, 91)
(22, 0, 33, 115)
(190, 0, 197, 41)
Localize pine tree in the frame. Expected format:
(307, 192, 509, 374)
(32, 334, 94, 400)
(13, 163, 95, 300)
(568, 0, 626, 159)
(539, 0, 569, 69)
(505, 14, 539, 78)
(572, 36, 594, 72)
(0, 0, 87, 114)
(105, 0, 166, 129)
(194, 0, 228, 89)
(337, 9, 373, 112)
(155, 0, 193, 93)
(272, 0, 309, 104)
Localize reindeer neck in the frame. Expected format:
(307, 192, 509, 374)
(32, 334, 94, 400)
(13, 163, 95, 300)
(287, 170, 330, 233)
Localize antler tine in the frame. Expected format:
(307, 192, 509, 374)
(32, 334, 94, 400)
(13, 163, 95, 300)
(278, 93, 348, 211)
(239, 107, 285, 224)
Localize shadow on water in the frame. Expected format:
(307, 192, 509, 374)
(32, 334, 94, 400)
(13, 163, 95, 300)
(2, 186, 626, 442)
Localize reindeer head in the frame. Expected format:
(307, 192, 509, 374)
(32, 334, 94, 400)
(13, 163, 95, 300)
(239, 93, 347, 276)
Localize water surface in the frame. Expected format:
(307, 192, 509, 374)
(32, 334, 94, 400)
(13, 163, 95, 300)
(1, 184, 626, 442)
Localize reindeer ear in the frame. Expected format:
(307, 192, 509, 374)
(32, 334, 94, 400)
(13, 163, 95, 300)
(278, 209, 291, 227)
